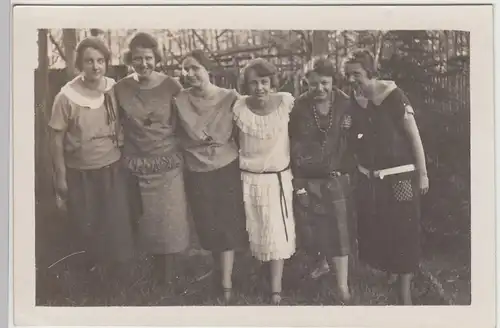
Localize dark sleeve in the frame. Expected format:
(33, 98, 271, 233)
(387, 87, 413, 122)
(229, 93, 240, 148)
(288, 101, 300, 140)
(289, 100, 310, 153)
(113, 84, 125, 122)
(344, 102, 359, 153)
(289, 101, 308, 178)
(232, 124, 240, 149)
(289, 104, 311, 191)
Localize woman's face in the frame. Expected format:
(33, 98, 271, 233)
(307, 72, 333, 101)
(246, 69, 272, 99)
(345, 62, 371, 94)
(130, 47, 156, 79)
(182, 57, 210, 88)
(80, 47, 106, 82)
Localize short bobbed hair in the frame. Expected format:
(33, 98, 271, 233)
(305, 58, 337, 84)
(240, 58, 280, 95)
(182, 49, 216, 72)
(124, 32, 162, 64)
(344, 48, 377, 79)
(75, 37, 111, 71)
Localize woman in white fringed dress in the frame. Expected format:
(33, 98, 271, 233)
(233, 58, 296, 305)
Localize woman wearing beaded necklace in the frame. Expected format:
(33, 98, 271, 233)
(233, 58, 296, 305)
(289, 58, 354, 304)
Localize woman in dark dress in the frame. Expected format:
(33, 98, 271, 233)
(174, 50, 249, 303)
(289, 59, 354, 303)
(344, 49, 429, 305)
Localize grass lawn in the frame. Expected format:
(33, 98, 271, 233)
(36, 205, 456, 306)
(35, 195, 468, 307)
(37, 248, 451, 307)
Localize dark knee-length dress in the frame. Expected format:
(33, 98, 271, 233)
(349, 81, 422, 274)
(289, 89, 355, 259)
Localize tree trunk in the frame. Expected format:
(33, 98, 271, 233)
(62, 29, 77, 79)
(311, 30, 329, 57)
(107, 30, 113, 62)
(373, 31, 386, 71)
(36, 29, 54, 201)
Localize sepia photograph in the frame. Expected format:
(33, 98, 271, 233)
(34, 27, 471, 307)
(10, 4, 496, 328)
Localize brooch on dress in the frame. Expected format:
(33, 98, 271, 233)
(202, 130, 214, 142)
(341, 114, 352, 130)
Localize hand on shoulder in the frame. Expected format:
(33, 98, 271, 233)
(275, 91, 295, 113)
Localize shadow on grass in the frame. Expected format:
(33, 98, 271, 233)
(36, 248, 450, 307)
(35, 196, 465, 307)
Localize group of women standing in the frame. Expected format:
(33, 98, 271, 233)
(49, 32, 429, 306)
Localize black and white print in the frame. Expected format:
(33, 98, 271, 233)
(33, 27, 472, 308)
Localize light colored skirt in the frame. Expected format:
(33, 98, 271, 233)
(242, 169, 296, 261)
(125, 153, 190, 255)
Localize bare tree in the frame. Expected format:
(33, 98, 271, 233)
(62, 29, 77, 78)
(36, 29, 54, 197)
(311, 30, 329, 57)
(373, 31, 387, 70)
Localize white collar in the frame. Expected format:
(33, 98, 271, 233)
(60, 75, 115, 109)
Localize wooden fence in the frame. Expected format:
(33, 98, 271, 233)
(36, 29, 470, 204)
(35, 65, 469, 203)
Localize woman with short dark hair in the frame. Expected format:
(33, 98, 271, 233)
(174, 49, 249, 303)
(289, 58, 354, 304)
(114, 32, 191, 291)
(49, 37, 135, 294)
(344, 49, 429, 305)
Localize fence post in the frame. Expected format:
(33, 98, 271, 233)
(62, 29, 77, 79)
(36, 29, 55, 202)
(311, 30, 329, 57)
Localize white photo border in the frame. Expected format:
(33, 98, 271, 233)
(11, 4, 496, 328)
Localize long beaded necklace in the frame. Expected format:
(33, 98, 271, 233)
(312, 100, 334, 147)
